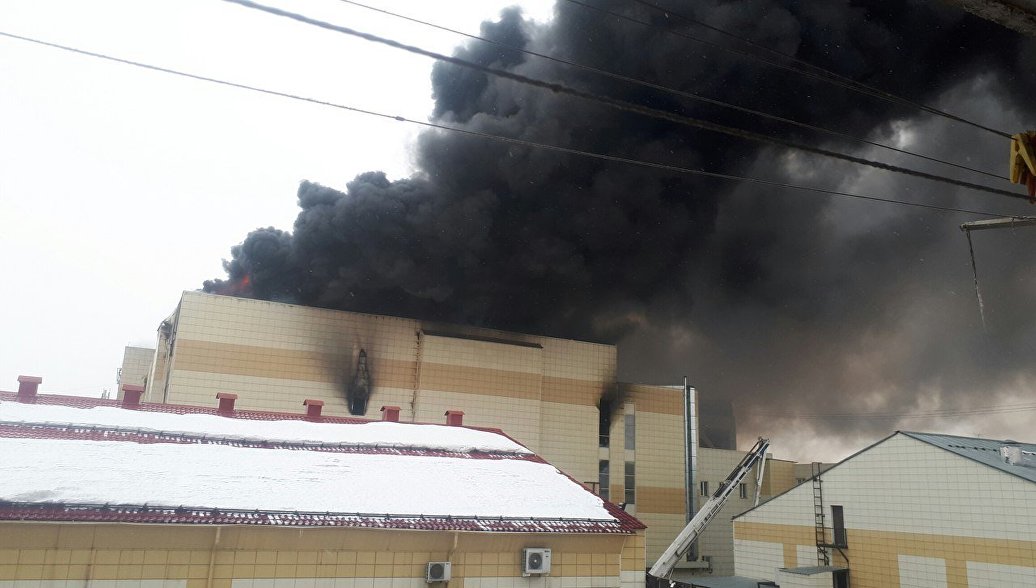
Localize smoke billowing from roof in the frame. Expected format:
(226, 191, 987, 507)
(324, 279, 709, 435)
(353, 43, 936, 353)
(205, 1, 1036, 459)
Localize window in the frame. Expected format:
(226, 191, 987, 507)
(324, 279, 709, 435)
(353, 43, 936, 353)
(598, 460, 610, 501)
(832, 505, 847, 547)
(598, 408, 610, 448)
(624, 461, 635, 504)
(624, 413, 635, 450)
(699, 480, 709, 496)
(739, 483, 747, 499)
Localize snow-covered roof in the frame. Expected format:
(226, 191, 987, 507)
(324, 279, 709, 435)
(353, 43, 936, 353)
(0, 394, 642, 533)
(0, 403, 529, 454)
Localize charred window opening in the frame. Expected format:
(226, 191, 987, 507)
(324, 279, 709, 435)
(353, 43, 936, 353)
(347, 349, 371, 416)
(598, 406, 610, 448)
(598, 385, 627, 448)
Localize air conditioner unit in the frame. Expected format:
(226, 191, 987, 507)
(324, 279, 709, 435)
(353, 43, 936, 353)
(521, 548, 551, 576)
(426, 562, 451, 583)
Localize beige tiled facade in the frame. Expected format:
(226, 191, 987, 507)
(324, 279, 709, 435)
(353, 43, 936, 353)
(600, 385, 777, 578)
(147, 292, 613, 484)
(760, 459, 796, 497)
(733, 434, 1036, 587)
(116, 347, 155, 400)
(144, 293, 794, 578)
(0, 523, 645, 588)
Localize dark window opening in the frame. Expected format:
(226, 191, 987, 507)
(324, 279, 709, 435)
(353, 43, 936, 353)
(624, 461, 635, 504)
(739, 483, 747, 499)
(599, 460, 610, 501)
(598, 407, 610, 448)
(700, 480, 709, 496)
(832, 505, 847, 548)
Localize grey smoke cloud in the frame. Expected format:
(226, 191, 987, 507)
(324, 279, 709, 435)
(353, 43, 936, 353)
(205, 1, 1036, 459)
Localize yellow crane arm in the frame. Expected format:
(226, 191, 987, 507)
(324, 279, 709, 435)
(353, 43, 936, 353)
(1011, 131, 1036, 199)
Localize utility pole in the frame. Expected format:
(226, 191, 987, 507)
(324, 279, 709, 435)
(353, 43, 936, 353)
(959, 216, 1036, 328)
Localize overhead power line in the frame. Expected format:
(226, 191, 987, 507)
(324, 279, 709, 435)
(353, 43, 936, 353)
(223, 0, 1026, 202)
(750, 402, 1036, 421)
(564, 0, 1013, 139)
(337, 0, 1005, 181)
(0, 30, 1025, 220)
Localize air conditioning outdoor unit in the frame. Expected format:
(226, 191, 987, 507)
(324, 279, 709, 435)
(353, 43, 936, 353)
(521, 548, 551, 576)
(426, 562, 451, 583)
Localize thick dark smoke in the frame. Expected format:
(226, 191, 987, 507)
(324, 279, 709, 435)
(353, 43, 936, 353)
(205, 1, 1036, 459)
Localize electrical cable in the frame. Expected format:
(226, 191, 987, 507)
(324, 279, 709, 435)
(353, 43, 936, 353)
(0, 30, 1026, 221)
(336, 0, 1006, 181)
(221, 0, 1027, 202)
(749, 402, 1036, 421)
(564, 0, 1013, 139)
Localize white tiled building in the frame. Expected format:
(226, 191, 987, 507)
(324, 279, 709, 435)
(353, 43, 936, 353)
(730, 431, 1036, 588)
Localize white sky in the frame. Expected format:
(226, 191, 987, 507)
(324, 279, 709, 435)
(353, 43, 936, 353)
(0, 0, 551, 396)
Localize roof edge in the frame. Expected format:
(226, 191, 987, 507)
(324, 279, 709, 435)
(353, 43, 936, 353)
(0, 501, 642, 533)
(734, 431, 903, 518)
(900, 431, 1036, 486)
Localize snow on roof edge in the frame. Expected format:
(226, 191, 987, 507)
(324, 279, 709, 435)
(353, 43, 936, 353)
(0, 399, 531, 455)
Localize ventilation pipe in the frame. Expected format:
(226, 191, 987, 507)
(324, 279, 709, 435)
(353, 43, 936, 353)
(121, 384, 145, 408)
(16, 375, 42, 403)
(216, 392, 238, 413)
(381, 406, 401, 422)
(303, 399, 324, 419)
(445, 410, 464, 426)
(684, 377, 699, 561)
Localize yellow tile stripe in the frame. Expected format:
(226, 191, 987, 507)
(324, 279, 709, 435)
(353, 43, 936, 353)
(173, 339, 604, 406)
(735, 521, 1036, 588)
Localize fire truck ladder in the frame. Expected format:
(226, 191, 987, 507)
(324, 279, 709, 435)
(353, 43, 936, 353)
(648, 437, 770, 581)
(812, 462, 830, 566)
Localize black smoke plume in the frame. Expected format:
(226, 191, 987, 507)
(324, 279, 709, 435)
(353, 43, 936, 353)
(205, 1, 1036, 459)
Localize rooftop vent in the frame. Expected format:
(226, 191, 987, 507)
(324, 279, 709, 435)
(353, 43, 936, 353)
(121, 384, 145, 408)
(445, 410, 464, 426)
(1000, 442, 1036, 467)
(16, 375, 42, 403)
(216, 392, 238, 414)
(381, 405, 401, 422)
(303, 398, 324, 419)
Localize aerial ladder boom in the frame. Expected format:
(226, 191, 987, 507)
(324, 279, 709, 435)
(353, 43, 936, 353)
(648, 437, 770, 580)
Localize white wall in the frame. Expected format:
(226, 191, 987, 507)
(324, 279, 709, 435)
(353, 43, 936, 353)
(774, 570, 832, 588)
(738, 434, 1036, 540)
(733, 433, 1036, 586)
